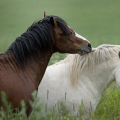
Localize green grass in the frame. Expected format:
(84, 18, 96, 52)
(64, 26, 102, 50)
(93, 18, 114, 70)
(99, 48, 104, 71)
(0, 0, 120, 119)
(0, 85, 120, 120)
(92, 83, 120, 120)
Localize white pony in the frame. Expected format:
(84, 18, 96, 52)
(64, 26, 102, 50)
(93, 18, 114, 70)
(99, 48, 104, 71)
(37, 44, 120, 116)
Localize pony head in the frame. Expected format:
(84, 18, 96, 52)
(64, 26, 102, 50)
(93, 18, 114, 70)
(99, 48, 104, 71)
(44, 12, 92, 55)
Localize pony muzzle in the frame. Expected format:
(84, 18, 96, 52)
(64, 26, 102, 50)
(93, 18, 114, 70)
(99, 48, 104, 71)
(79, 44, 92, 55)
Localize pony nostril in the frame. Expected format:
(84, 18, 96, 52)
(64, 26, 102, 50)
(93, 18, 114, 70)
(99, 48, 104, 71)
(88, 43, 91, 48)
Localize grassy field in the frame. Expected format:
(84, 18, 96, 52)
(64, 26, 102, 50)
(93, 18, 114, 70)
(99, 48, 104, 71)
(0, 0, 120, 119)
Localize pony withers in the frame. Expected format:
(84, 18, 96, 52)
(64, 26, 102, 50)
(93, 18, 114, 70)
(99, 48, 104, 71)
(0, 12, 91, 116)
(37, 44, 120, 117)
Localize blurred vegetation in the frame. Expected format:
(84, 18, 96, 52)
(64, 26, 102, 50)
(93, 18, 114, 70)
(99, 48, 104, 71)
(0, 86, 120, 120)
(0, 0, 120, 119)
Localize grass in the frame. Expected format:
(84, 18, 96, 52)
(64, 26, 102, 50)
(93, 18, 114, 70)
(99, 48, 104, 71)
(0, 0, 120, 119)
(0, 85, 120, 120)
(92, 83, 120, 120)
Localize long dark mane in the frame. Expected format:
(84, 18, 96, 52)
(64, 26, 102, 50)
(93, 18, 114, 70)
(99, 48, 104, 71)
(6, 16, 70, 66)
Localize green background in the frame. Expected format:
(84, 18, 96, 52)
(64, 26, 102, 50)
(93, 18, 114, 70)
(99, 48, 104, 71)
(0, 0, 120, 65)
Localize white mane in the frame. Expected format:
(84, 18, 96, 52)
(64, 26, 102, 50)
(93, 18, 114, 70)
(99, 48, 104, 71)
(58, 44, 120, 87)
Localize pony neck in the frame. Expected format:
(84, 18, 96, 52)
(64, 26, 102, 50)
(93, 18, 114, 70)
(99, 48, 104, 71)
(1, 50, 53, 90)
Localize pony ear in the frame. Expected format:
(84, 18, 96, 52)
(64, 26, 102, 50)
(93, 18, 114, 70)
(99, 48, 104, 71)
(50, 17, 57, 27)
(44, 12, 48, 17)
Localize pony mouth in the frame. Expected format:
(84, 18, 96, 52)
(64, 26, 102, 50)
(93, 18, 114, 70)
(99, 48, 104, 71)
(77, 48, 92, 56)
(80, 50, 88, 55)
(79, 49, 91, 56)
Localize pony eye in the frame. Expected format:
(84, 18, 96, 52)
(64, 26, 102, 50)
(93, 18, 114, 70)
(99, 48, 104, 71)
(69, 32, 72, 36)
